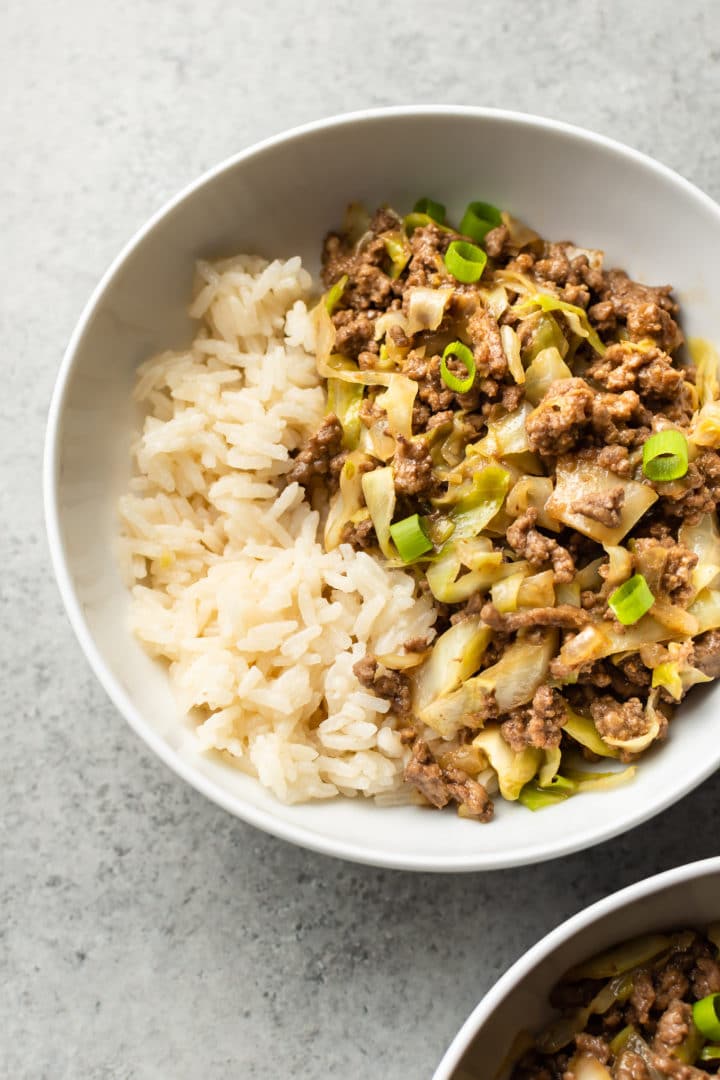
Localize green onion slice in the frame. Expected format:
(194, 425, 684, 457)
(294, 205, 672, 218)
(608, 574, 655, 625)
(324, 274, 348, 314)
(694, 994, 720, 1041)
(459, 200, 503, 243)
(441, 341, 476, 394)
(444, 240, 488, 284)
(382, 234, 410, 279)
(701, 1045, 720, 1062)
(389, 513, 433, 562)
(413, 197, 446, 224)
(642, 429, 689, 481)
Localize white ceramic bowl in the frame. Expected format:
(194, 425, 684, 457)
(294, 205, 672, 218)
(45, 106, 720, 871)
(434, 856, 720, 1078)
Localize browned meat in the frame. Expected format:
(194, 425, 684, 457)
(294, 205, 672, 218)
(506, 507, 575, 583)
(692, 954, 720, 998)
(655, 961, 690, 1012)
(481, 601, 588, 633)
(287, 414, 343, 487)
(595, 444, 634, 477)
(571, 485, 625, 527)
(392, 435, 434, 495)
(654, 449, 720, 523)
(404, 740, 494, 821)
(526, 378, 595, 455)
(353, 653, 411, 717)
(403, 352, 455, 416)
(466, 307, 508, 379)
(332, 308, 377, 361)
(403, 635, 430, 653)
(404, 222, 454, 288)
(575, 1033, 610, 1064)
(483, 223, 510, 258)
(632, 537, 698, 605)
(693, 629, 720, 678)
(500, 685, 566, 751)
(597, 269, 682, 354)
(340, 517, 376, 551)
(591, 390, 652, 448)
(629, 970, 656, 1026)
(589, 695, 655, 746)
(654, 999, 693, 1049)
(614, 1053, 651, 1080)
(588, 343, 687, 406)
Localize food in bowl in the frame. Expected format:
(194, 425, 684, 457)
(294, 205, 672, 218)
(509, 924, 720, 1078)
(119, 195, 720, 821)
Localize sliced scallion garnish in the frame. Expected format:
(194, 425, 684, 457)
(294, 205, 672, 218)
(441, 341, 476, 394)
(694, 993, 720, 1041)
(413, 197, 446, 224)
(389, 514, 433, 563)
(459, 200, 502, 243)
(444, 240, 487, 284)
(642, 429, 689, 481)
(608, 574, 655, 625)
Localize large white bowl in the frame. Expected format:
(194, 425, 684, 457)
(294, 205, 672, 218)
(44, 106, 720, 871)
(434, 856, 720, 1078)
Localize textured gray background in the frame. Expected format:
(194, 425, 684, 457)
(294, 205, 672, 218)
(2, 1, 720, 1077)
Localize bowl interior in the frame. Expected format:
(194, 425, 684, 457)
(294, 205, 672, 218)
(48, 109, 720, 869)
(436, 861, 720, 1078)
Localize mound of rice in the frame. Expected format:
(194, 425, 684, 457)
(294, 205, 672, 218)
(119, 255, 437, 804)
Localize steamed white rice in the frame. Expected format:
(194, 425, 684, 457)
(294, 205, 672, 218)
(119, 254, 437, 804)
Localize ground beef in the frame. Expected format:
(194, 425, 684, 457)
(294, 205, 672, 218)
(596, 269, 682, 354)
(572, 485, 625, 527)
(588, 343, 688, 408)
(286, 414, 343, 487)
(693, 629, 720, 677)
(331, 308, 378, 361)
(653, 449, 720, 523)
(654, 999, 693, 1049)
(595, 444, 634, 477)
(574, 1033, 610, 1064)
(323, 232, 394, 310)
(632, 537, 698, 605)
(692, 954, 720, 998)
(481, 601, 589, 633)
(340, 516, 376, 551)
(629, 970, 656, 1026)
(404, 222, 454, 288)
(483, 223, 510, 258)
(506, 507, 575, 583)
(655, 961, 690, 1012)
(500, 685, 566, 751)
(404, 740, 494, 821)
(614, 1053, 651, 1080)
(591, 390, 652, 447)
(466, 307, 508, 379)
(589, 695, 648, 743)
(352, 653, 411, 717)
(392, 435, 434, 495)
(403, 351, 455, 417)
(526, 378, 594, 455)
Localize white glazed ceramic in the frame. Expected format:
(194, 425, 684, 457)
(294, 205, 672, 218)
(434, 856, 720, 1078)
(45, 106, 720, 871)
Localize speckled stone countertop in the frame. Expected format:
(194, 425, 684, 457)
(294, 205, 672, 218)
(3, 1, 720, 1076)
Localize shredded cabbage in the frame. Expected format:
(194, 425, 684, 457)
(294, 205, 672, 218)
(651, 642, 712, 700)
(500, 324, 526, 384)
(472, 726, 542, 800)
(474, 404, 532, 458)
(405, 286, 453, 337)
(324, 453, 368, 550)
(506, 476, 561, 532)
(562, 705, 620, 759)
(420, 632, 558, 737)
(680, 512, 720, 597)
(327, 379, 363, 450)
(375, 375, 417, 441)
(516, 292, 607, 355)
(691, 400, 720, 448)
(360, 467, 395, 559)
(412, 616, 491, 715)
(524, 347, 573, 404)
(448, 464, 510, 540)
(546, 457, 658, 545)
(312, 303, 394, 386)
(690, 337, 720, 406)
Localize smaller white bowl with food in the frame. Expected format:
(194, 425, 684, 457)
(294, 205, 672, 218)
(433, 856, 720, 1078)
(45, 107, 720, 870)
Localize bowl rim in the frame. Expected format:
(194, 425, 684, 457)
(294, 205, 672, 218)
(433, 854, 720, 1077)
(43, 104, 720, 872)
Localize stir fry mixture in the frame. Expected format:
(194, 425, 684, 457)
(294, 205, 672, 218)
(510, 925, 720, 1078)
(287, 197, 720, 821)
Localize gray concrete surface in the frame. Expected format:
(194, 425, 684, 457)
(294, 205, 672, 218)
(2, 0, 720, 1076)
